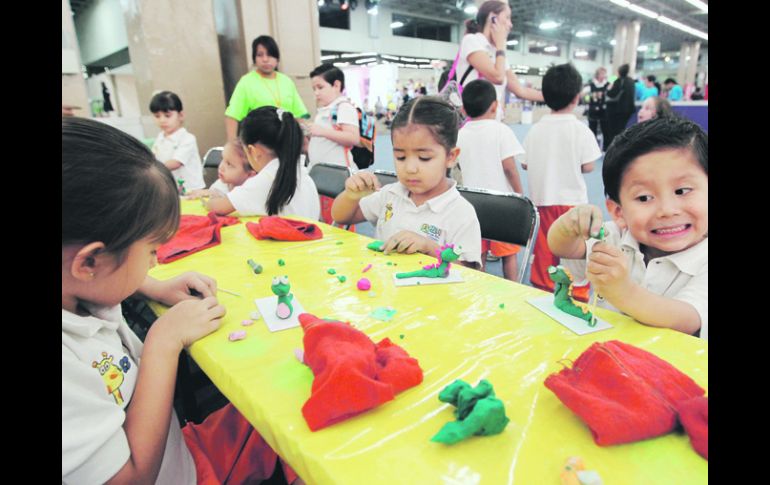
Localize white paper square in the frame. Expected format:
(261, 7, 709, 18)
(254, 296, 306, 332)
(527, 296, 613, 335)
(392, 269, 464, 287)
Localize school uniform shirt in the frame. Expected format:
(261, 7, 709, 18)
(227, 158, 320, 219)
(457, 33, 506, 121)
(62, 304, 195, 484)
(308, 96, 359, 170)
(456, 119, 525, 193)
(152, 127, 205, 190)
(208, 178, 230, 194)
(585, 221, 708, 340)
(359, 180, 482, 266)
(520, 114, 601, 207)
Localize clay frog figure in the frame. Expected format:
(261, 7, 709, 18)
(395, 244, 462, 279)
(271, 275, 294, 319)
(548, 265, 595, 325)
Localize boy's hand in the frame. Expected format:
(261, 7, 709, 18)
(558, 204, 604, 240)
(344, 171, 381, 200)
(152, 296, 226, 349)
(184, 189, 211, 200)
(587, 242, 632, 301)
(382, 230, 438, 255)
(142, 272, 218, 307)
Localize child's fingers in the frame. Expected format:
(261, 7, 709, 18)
(186, 275, 216, 299)
(591, 242, 622, 257)
(587, 206, 604, 238)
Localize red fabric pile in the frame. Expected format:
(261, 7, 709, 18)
(544, 340, 707, 459)
(246, 216, 323, 241)
(298, 313, 423, 431)
(157, 212, 240, 263)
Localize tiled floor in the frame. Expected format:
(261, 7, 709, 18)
(357, 121, 609, 281)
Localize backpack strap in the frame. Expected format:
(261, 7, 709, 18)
(329, 100, 353, 169)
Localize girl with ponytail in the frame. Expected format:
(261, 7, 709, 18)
(207, 106, 320, 218)
(455, 0, 543, 120)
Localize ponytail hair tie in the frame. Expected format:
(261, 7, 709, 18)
(276, 108, 285, 121)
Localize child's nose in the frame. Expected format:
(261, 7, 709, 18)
(657, 196, 681, 217)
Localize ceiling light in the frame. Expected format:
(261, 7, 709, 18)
(391, 21, 404, 28)
(682, 0, 708, 13)
(539, 21, 560, 30)
(320, 54, 338, 60)
(354, 57, 377, 64)
(382, 54, 400, 60)
(637, 45, 647, 52)
(367, 6, 378, 15)
(506, 39, 519, 45)
(544, 46, 558, 52)
(627, 3, 658, 19)
(610, 39, 617, 45)
(575, 50, 588, 57)
(575, 30, 594, 38)
(318, 0, 325, 6)
(608, 0, 630, 7)
(464, 5, 478, 14)
(657, 15, 708, 40)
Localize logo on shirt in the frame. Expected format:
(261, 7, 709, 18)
(420, 223, 443, 242)
(92, 351, 129, 405)
(384, 203, 394, 222)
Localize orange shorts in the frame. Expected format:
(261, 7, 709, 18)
(481, 239, 521, 257)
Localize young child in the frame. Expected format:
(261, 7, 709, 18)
(637, 96, 674, 123)
(206, 106, 321, 219)
(456, 79, 525, 280)
(150, 91, 205, 192)
(521, 63, 601, 299)
(185, 140, 256, 199)
(307, 64, 360, 170)
(331, 96, 482, 267)
(547, 117, 707, 339)
(62, 117, 300, 483)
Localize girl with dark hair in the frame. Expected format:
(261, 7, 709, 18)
(225, 35, 310, 140)
(453, 0, 543, 121)
(207, 106, 320, 218)
(62, 117, 301, 484)
(331, 96, 482, 267)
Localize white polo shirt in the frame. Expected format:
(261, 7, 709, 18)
(308, 96, 358, 170)
(227, 158, 320, 219)
(457, 119, 525, 192)
(62, 304, 195, 484)
(152, 127, 205, 190)
(208, 178, 230, 194)
(457, 33, 506, 121)
(585, 221, 708, 340)
(359, 180, 482, 265)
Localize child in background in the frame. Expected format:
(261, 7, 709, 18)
(62, 117, 300, 484)
(207, 106, 320, 219)
(150, 91, 205, 191)
(331, 96, 482, 267)
(637, 96, 674, 123)
(547, 117, 707, 339)
(521, 63, 601, 299)
(185, 140, 256, 199)
(456, 79, 525, 280)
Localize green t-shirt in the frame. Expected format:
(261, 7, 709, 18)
(225, 70, 309, 121)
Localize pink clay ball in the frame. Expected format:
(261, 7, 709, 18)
(357, 278, 372, 291)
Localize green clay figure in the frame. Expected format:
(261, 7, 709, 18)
(177, 178, 186, 195)
(431, 379, 510, 445)
(271, 275, 294, 319)
(367, 240, 385, 252)
(395, 244, 461, 279)
(548, 265, 594, 325)
(247, 259, 263, 274)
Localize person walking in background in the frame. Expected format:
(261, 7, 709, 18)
(585, 67, 610, 149)
(101, 82, 114, 117)
(604, 64, 637, 150)
(664, 78, 684, 101)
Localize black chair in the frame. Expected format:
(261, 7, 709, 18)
(374, 169, 398, 187)
(457, 186, 539, 283)
(202, 146, 224, 187)
(308, 163, 353, 228)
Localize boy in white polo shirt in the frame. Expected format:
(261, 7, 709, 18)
(332, 96, 482, 267)
(456, 79, 525, 280)
(521, 63, 601, 299)
(547, 117, 708, 339)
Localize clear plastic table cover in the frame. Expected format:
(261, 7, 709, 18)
(148, 200, 708, 485)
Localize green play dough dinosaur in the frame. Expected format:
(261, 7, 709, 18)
(271, 275, 294, 319)
(367, 240, 385, 251)
(548, 265, 594, 324)
(431, 379, 510, 445)
(395, 244, 461, 279)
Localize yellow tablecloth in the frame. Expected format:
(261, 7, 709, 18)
(149, 200, 708, 485)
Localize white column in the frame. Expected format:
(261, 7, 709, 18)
(623, 20, 640, 78)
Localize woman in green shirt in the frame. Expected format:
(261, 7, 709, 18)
(225, 35, 309, 140)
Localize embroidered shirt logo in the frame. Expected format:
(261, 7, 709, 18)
(420, 223, 443, 242)
(92, 351, 128, 405)
(384, 203, 394, 222)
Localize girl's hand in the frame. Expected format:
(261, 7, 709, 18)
(587, 242, 631, 302)
(558, 205, 604, 240)
(344, 171, 381, 200)
(140, 273, 218, 307)
(490, 16, 508, 49)
(151, 296, 226, 349)
(382, 230, 438, 255)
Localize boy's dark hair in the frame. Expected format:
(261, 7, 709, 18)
(391, 96, 459, 153)
(62, 117, 180, 262)
(238, 106, 303, 215)
(603, 116, 708, 203)
(309, 63, 345, 91)
(149, 91, 183, 113)
(618, 64, 630, 78)
(664, 78, 678, 85)
(252, 35, 280, 63)
(649, 96, 674, 119)
(542, 63, 583, 111)
(461, 79, 497, 118)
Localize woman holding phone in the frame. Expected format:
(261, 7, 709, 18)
(455, 0, 543, 121)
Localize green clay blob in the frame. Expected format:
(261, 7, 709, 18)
(396, 244, 461, 279)
(327, 268, 336, 275)
(431, 379, 510, 445)
(367, 240, 385, 252)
